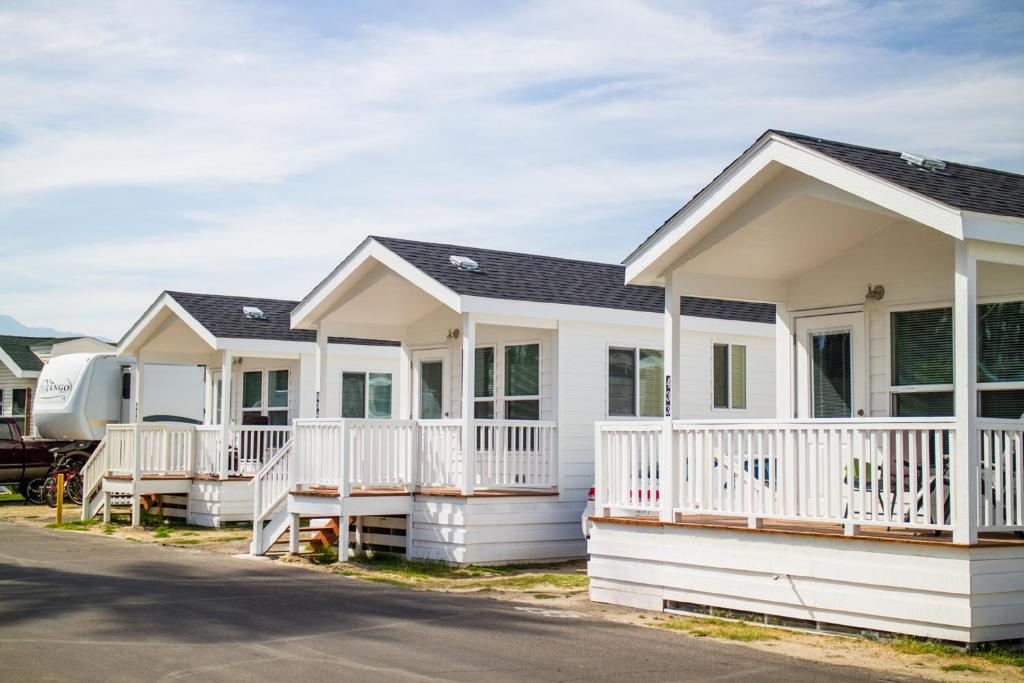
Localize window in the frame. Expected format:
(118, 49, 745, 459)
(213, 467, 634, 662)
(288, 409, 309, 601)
(240, 369, 290, 425)
(891, 303, 1024, 418)
(713, 343, 746, 410)
(213, 378, 223, 425)
(474, 346, 495, 419)
(978, 302, 1024, 418)
(504, 343, 540, 420)
(11, 388, 28, 435)
(342, 372, 393, 419)
(267, 369, 289, 425)
(890, 308, 953, 417)
(0, 421, 12, 440)
(608, 347, 663, 417)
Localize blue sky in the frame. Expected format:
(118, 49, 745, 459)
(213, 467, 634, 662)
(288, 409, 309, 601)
(1, 0, 1022, 338)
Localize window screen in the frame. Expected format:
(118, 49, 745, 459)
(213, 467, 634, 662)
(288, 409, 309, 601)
(341, 372, 366, 418)
(638, 349, 663, 417)
(368, 373, 392, 419)
(713, 344, 729, 409)
(242, 371, 262, 409)
(608, 348, 636, 417)
(978, 302, 1024, 383)
(505, 344, 539, 397)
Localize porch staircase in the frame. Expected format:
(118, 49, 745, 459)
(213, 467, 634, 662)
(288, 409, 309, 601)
(261, 516, 343, 555)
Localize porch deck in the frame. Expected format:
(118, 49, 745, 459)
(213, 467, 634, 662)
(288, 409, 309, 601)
(292, 485, 559, 498)
(592, 513, 1024, 547)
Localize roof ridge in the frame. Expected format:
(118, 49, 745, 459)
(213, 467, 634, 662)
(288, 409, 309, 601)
(166, 290, 301, 306)
(771, 129, 1024, 180)
(370, 235, 652, 275)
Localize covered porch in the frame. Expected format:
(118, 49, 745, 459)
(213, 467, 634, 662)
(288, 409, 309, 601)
(590, 131, 1024, 642)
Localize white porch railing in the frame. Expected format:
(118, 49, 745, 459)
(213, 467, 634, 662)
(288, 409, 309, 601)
(978, 419, 1024, 532)
(290, 418, 558, 493)
(596, 419, 971, 534)
(194, 426, 222, 475)
(474, 420, 558, 488)
(418, 420, 463, 488)
(230, 426, 292, 477)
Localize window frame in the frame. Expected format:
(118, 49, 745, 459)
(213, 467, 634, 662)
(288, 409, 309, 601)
(711, 341, 747, 412)
(605, 344, 664, 419)
(501, 340, 542, 421)
(239, 367, 291, 425)
(473, 344, 496, 420)
(340, 370, 394, 419)
(885, 298, 1024, 417)
(10, 387, 29, 434)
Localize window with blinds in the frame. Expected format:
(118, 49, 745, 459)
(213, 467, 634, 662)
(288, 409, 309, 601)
(504, 343, 540, 420)
(713, 343, 747, 410)
(341, 372, 367, 418)
(607, 347, 662, 417)
(474, 347, 495, 419)
(891, 303, 1024, 418)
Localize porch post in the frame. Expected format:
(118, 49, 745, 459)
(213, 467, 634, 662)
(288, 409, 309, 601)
(398, 343, 412, 420)
(953, 241, 979, 545)
(460, 312, 476, 496)
(219, 350, 232, 481)
(315, 322, 328, 418)
(131, 354, 145, 526)
(661, 270, 682, 522)
(775, 303, 794, 419)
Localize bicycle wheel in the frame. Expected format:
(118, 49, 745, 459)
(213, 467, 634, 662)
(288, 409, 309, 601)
(66, 474, 84, 505)
(25, 478, 46, 505)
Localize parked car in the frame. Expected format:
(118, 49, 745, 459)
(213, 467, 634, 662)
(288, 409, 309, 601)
(0, 417, 82, 498)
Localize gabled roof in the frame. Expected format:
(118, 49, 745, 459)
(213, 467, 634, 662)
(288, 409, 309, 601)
(0, 335, 73, 375)
(627, 129, 1024, 265)
(369, 236, 774, 323)
(774, 131, 1024, 219)
(163, 292, 400, 347)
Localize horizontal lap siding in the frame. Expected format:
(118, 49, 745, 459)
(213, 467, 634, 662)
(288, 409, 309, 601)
(410, 496, 586, 565)
(588, 521, 1024, 643)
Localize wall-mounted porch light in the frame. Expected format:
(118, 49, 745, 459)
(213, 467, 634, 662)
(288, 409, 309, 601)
(865, 284, 885, 302)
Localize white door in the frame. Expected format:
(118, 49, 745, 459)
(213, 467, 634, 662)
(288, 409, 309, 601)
(795, 313, 866, 419)
(412, 349, 448, 420)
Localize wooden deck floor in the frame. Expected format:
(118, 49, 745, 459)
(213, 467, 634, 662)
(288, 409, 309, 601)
(593, 514, 1024, 548)
(292, 486, 558, 499)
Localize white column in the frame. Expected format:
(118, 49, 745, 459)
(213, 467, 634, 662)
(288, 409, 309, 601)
(460, 312, 476, 495)
(398, 342, 412, 419)
(661, 270, 682, 522)
(774, 302, 794, 419)
(131, 354, 144, 526)
(953, 241, 979, 545)
(315, 322, 329, 418)
(219, 350, 232, 481)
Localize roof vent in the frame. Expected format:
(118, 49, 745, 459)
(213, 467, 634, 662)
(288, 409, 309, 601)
(242, 305, 267, 320)
(449, 255, 481, 272)
(900, 152, 946, 172)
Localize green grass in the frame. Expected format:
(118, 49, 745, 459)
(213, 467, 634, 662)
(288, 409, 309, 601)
(152, 525, 174, 539)
(0, 492, 25, 502)
(311, 546, 339, 565)
(102, 524, 116, 535)
(888, 637, 1024, 670)
(660, 617, 779, 642)
(889, 638, 962, 657)
(348, 553, 577, 581)
(45, 519, 102, 531)
(941, 663, 984, 673)
(465, 574, 588, 591)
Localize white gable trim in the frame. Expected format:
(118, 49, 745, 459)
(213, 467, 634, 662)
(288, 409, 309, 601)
(0, 346, 38, 378)
(118, 293, 218, 355)
(624, 132, 966, 285)
(291, 238, 462, 330)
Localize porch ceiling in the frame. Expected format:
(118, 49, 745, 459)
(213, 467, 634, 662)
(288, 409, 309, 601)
(679, 191, 898, 281)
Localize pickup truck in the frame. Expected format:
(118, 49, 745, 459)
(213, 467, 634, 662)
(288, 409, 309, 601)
(0, 417, 89, 498)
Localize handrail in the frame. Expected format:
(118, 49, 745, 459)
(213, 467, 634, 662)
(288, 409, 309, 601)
(250, 437, 293, 485)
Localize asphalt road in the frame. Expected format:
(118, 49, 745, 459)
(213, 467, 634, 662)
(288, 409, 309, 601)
(0, 524, 914, 682)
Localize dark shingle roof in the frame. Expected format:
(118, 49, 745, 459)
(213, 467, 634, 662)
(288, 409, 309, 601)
(0, 335, 68, 373)
(628, 130, 1024, 263)
(775, 131, 1024, 219)
(370, 236, 774, 323)
(160, 292, 399, 347)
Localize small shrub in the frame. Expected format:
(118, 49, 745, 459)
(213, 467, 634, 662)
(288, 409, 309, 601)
(311, 545, 338, 565)
(941, 663, 983, 673)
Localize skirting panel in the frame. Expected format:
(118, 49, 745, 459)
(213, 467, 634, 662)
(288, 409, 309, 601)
(588, 521, 1024, 643)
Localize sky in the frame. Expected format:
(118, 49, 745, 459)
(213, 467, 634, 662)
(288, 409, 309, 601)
(1, 0, 1022, 339)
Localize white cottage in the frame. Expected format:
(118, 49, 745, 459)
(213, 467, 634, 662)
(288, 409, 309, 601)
(80, 291, 401, 527)
(248, 236, 776, 564)
(589, 130, 1024, 644)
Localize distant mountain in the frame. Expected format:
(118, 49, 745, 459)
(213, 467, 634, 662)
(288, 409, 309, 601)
(0, 313, 107, 341)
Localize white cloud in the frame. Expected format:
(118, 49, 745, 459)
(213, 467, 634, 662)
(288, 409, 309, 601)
(0, 0, 1021, 337)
